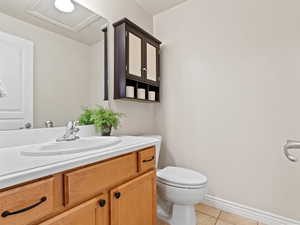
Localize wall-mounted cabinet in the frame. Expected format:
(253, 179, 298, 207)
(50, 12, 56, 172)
(114, 18, 161, 103)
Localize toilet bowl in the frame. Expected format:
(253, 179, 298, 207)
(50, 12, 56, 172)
(144, 136, 208, 225)
(157, 167, 207, 225)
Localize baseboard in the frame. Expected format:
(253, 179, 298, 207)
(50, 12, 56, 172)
(203, 195, 300, 225)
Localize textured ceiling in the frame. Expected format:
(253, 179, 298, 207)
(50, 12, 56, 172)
(0, 0, 108, 45)
(135, 0, 187, 15)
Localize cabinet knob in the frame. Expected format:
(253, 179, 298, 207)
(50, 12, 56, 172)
(142, 67, 147, 72)
(114, 192, 121, 199)
(98, 199, 106, 207)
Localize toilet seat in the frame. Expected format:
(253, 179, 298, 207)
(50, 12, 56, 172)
(157, 167, 207, 189)
(157, 179, 207, 189)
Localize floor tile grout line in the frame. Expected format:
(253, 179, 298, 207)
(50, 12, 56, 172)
(217, 210, 222, 219)
(219, 209, 259, 225)
(196, 209, 219, 219)
(214, 219, 218, 225)
(196, 208, 221, 225)
(161, 204, 260, 225)
(214, 216, 219, 225)
(214, 210, 222, 225)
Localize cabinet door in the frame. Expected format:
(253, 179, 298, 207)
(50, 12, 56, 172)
(38, 195, 108, 225)
(111, 170, 156, 225)
(146, 42, 159, 83)
(128, 32, 142, 78)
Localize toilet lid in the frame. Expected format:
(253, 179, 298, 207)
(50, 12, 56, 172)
(157, 167, 207, 187)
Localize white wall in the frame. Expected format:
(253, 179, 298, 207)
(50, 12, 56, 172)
(0, 12, 96, 128)
(77, 0, 157, 135)
(89, 41, 105, 105)
(154, 0, 300, 220)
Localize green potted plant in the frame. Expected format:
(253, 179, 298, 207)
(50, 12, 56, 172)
(79, 106, 123, 136)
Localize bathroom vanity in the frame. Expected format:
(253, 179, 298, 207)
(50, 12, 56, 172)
(0, 136, 158, 225)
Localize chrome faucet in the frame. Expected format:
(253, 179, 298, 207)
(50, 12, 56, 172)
(56, 121, 80, 142)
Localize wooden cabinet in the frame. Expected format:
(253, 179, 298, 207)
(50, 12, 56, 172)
(110, 170, 156, 225)
(127, 30, 159, 84)
(138, 147, 156, 173)
(114, 18, 161, 102)
(0, 147, 156, 225)
(64, 153, 137, 206)
(0, 177, 54, 225)
(38, 195, 108, 225)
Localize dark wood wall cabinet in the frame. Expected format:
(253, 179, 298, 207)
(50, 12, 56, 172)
(113, 18, 161, 103)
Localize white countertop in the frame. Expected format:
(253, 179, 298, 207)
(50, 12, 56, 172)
(0, 136, 159, 189)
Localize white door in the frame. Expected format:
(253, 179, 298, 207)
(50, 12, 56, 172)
(0, 31, 33, 130)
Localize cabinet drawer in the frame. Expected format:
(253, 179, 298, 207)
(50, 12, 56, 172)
(64, 153, 137, 206)
(138, 147, 156, 172)
(0, 177, 54, 225)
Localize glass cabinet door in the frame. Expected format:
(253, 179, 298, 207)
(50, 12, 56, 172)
(128, 32, 142, 78)
(146, 42, 158, 82)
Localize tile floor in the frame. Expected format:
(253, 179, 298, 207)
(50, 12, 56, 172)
(157, 203, 266, 225)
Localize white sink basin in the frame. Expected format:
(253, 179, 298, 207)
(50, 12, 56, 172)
(21, 136, 122, 156)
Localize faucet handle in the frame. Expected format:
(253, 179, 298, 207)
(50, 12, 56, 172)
(73, 121, 80, 139)
(73, 120, 79, 127)
(66, 121, 74, 129)
(45, 120, 54, 128)
(66, 120, 79, 129)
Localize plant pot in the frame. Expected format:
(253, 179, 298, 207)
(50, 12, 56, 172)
(101, 126, 112, 136)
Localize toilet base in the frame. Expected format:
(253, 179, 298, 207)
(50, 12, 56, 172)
(158, 203, 197, 225)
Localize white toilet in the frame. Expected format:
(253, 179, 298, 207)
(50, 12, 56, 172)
(150, 136, 208, 225)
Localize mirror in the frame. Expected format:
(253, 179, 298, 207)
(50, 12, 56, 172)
(0, 0, 108, 130)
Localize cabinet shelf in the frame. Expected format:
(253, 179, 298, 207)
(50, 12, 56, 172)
(117, 97, 159, 103)
(126, 75, 160, 87)
(114, 18, 161, 103)
(123, 79, 160, 102)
